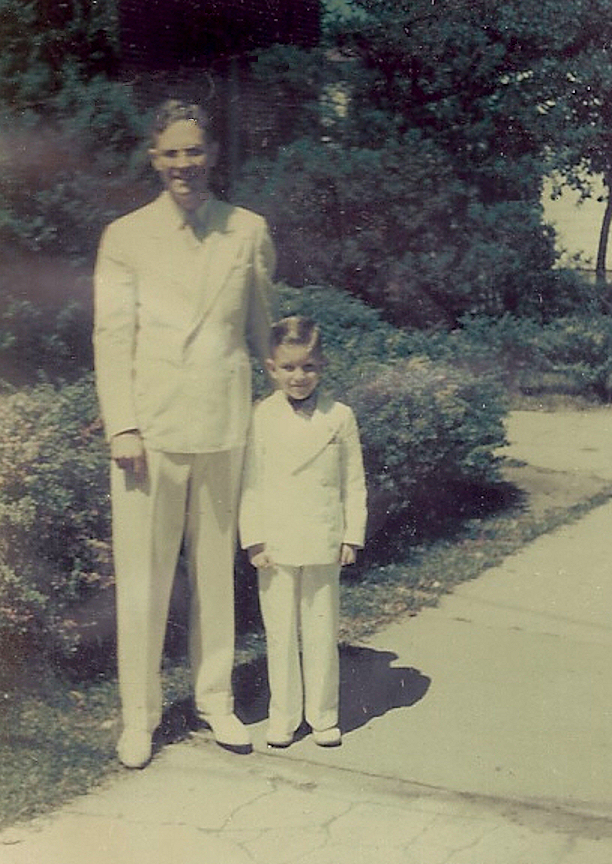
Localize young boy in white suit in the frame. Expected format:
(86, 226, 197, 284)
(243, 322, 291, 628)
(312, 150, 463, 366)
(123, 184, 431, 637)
(239, 316, 367, 748)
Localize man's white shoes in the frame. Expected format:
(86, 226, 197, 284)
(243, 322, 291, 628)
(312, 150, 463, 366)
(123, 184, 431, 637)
(199, 712, 252, 754)
(117, 729, 153, 769)
(117, 714, 251, 766)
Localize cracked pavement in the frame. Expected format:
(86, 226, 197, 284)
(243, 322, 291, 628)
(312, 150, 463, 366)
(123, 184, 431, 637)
(3, 407, 612, 863)
(2, 741, 612, 864)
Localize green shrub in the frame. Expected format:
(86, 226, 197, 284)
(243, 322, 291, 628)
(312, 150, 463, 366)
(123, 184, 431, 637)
(235, 135, 466, 323)
(0, 297, 93, 384)
(346, 356, 507, 544)
(0, 287, 509, 668)
(257, 285, 509, 542)
(235, 133, 564, 326)
(251, 282, 415, 399)
(517, 268, 601, 322)
(0, 375, 111, 660)
(527, 315, 612, 401)
(276, 283, 413, 359)
(0, 71, 150, 262)
(419, 313, 612, 403)
(420, 314, 546, 393)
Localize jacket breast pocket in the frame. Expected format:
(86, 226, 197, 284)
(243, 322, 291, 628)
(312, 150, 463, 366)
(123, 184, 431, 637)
(316, 440, 342, 487)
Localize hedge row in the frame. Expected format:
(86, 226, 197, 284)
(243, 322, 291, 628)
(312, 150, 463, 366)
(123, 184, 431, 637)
(0, 286, 507, 668)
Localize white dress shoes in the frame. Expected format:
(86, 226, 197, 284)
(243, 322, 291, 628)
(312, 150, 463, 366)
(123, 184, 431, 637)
(312, 726, 342, 747)
(117, 728, 153, 768)
(266, 724, 295, 749)
(198, 712, 252, 754)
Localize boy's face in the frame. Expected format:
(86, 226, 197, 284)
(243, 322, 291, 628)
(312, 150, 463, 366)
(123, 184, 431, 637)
(266, 343, 323, 401)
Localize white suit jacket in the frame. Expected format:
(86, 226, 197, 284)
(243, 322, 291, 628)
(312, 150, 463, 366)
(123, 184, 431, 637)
(93, 193, 275, 452)
(239, 390, 367, 566)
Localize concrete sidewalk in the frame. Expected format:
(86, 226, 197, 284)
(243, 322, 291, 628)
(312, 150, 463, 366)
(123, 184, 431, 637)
(3, 408, 612, 863)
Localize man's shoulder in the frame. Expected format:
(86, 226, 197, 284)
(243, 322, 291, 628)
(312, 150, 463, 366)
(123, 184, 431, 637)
(253, 390, 282, 415)
(210, 199, 267, 233)
(104, 196, 167, 235)
(103, 195, 267, 237)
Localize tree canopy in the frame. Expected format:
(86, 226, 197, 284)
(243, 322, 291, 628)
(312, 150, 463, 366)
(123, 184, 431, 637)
(236, 0, 612, 323)
(1, 0, 611, 321)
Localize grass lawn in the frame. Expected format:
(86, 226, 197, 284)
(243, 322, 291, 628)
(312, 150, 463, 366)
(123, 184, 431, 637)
(1, 454, 611, 831)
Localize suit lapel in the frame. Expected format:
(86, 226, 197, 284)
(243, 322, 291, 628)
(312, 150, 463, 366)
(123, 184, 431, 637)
(193, 203, 244, 323)
(146, 195, 241, 304)
(175, 198, 245, 347)
(270, 391, 343, 473)
(147, 192, 183, 238)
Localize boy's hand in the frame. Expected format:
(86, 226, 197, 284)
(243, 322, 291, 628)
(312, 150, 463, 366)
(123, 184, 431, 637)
(111, 430, 147, 480)
(340, 544, 357, 566)
(248, 544, 274, 569)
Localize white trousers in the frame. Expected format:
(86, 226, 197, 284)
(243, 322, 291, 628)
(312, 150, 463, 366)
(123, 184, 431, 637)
(257, 563, 340, 733)
(110, 448, 243, 732)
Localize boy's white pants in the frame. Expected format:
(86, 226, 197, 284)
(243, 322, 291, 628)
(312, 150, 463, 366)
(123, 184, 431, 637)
(110, 448, 242, 733)
(257, 563, 340, 734)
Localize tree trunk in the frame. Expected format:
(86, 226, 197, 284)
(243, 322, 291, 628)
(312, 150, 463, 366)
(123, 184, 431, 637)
(596, 174, 612, 286)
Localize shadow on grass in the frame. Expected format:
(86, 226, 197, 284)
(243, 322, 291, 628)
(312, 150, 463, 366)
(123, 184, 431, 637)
(364, 478, 526, 568)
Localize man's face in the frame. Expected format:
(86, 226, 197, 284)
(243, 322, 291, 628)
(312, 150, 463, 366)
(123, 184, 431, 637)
(150, 119, 218, 212)
(266, 344, 323, 401)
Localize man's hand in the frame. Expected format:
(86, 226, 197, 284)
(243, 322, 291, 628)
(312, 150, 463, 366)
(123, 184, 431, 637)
(247, 544, 274, 570)
(340, 544, 357, 566)
(111, 430, 147, 480)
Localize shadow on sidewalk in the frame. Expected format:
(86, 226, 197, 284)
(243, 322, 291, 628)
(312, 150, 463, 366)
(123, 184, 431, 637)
(231, 645, 430, 733)
(338, 645, 430, 733)
(157, 646, 430, 744)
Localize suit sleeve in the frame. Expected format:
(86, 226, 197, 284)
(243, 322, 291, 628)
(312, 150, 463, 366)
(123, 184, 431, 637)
(93, 221, 139, 440)
(246, 217, 276, 366)
(340, 409, 368, 548)
(239, 409, 266, 550)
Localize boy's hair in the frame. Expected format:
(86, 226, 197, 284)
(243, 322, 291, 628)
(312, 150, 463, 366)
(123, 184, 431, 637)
(269, 316, 324, 359)
(150, 99, 215, 145)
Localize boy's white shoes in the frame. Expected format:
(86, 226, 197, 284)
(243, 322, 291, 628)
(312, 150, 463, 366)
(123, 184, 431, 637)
(266, 723, 342, 748)
(266, 724, 296, 748)
(312, 726, 342, 747)
(198, 712, 253, 754)
(117, 728, 153, 769)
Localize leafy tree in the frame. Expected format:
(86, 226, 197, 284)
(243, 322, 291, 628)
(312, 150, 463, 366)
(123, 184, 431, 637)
(236, 0, 610, 323)
(0, 1, 150, 265)
(539, 23, 612, 285)
(0, 0, 119, 113)
(339, 0, 612, 295)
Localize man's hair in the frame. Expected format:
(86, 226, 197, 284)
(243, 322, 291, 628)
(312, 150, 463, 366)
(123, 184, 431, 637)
(269, 316, 324, 359)
(150, 99, 215, 144)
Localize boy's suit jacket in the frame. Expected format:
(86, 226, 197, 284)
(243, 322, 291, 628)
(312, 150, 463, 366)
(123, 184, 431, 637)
(239, 390, 367, 566)
(93, 192, 275, 452)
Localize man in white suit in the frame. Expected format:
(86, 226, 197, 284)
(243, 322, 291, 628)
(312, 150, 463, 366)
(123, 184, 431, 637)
(94, 99, 275, 768)
(239, 317, 367, 748)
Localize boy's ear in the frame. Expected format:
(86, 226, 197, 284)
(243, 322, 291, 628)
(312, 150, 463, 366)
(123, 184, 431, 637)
(265, 358, 276, 374)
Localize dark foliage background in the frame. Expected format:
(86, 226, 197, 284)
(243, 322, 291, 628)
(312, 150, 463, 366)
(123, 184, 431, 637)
(0, 0, 611, 672)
